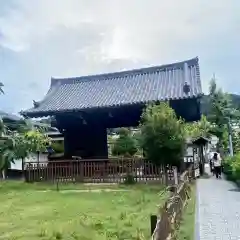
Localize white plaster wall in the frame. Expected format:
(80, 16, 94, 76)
(10, 153, 48, 170)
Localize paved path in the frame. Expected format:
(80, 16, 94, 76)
(196, 165, 240, 240)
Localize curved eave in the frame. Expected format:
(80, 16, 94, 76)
(20, 80, 60, 119)
(20, 93, 203, 118)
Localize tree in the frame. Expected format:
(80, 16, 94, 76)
(231, 120, 240, 154)
(112, 128, 138, 157)
(0, 88, 50, 178)
(24, 130, 50, 153)
(51, 141, 64, 153)
(184, 115, 211, 138)
(232, 129, 240, 154)
(0, 137, 15, 179)
(139, 103, 185, 167)
(208, 77, 240, 151)
(0, 129, 51, 179)
(132, 130, 143, 157)
(0, 117, 6, 136)
(18, 130, 51, 172)
(0, 117, 11, 178)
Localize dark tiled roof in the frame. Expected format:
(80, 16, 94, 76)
(0, 111, 21, 121)
(22, 57, 202, 117)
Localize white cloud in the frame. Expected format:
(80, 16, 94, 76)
(0, 0, 240, 113)
(1, 0, 239, 59)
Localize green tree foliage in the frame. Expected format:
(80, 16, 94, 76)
(208, 77, 240, 150)
(23, 130, 51, 153)
(0, 87, 50, 177)
(184, 115, 211, 138)
(0, 118, 6, 137)
(51, 141, 64, 153)
(132, 131, 143, 157)
(232, 128, 240, 154)
(0, 129, 51, 178)
(0, 118, 11, 178)
(111, 128, 138, 157)
(223, 153, 240, 181)
(139, 103, 185, 167)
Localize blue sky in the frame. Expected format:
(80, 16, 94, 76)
(0, 0, 240, 114)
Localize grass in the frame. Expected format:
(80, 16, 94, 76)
(0, 181, 167, 240)
(175, 184, 196, 240)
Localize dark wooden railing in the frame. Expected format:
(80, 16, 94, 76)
(24, 158, 173, 184)
(151, 165, 194, 240)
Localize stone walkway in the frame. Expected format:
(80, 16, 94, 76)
(196, 165, 240, 240)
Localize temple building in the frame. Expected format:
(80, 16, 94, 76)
(21, 57, 203, 159)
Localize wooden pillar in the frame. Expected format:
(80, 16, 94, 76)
(199, 145, 205, 176)
(91, 127, 108, 159)
(84, 126, 108, 159)
(64, 125, 108, 159)
(63, 128, 78, 158)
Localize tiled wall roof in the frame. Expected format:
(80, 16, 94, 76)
(22, 57, 202, 117)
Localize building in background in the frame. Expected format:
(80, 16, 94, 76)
(22, 57, 203, 160)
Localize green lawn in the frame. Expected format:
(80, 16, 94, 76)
(0, 181, 166, 240)
(175, 184, 196, 240)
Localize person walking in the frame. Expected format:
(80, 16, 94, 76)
(208, 152, 215, 175)
(209, 158, 214, 175)
(212, 152, 222, 179)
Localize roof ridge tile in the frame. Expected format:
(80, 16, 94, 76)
(50, 57, 199, 86)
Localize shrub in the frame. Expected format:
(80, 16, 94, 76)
(112, 128, 138, 157)
(223, 158, 235, 181)
(123, 174, 136, 185)
(139, 103, 185, 168)
(223, 153, 240, 181)
(184, 115, 211, 138)
(230, 153, 240, 180)
(51, 141, 64, 153)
